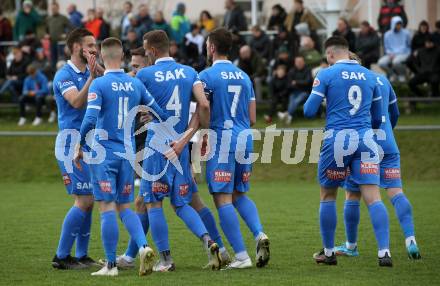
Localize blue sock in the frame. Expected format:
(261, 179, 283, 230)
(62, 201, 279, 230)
(367, 201, 390, 250)
(391, 193, 415, 238)
(56, 206, 86, 259)
(218, 203, 246, 253)
(125, 212, 149, 258)
(101, 210, 119, 263)
(344, 200, 360, 244)
(119, 208, 147, 249)
(148, 207, 169, 252)
(319, 201, 337, 249)
(176, 204, 208, 238)
(233, 195, 263, 238)
(198, 207, 224, 248)
(75, 210, 92, 258)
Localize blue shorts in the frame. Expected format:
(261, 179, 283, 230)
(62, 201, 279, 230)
(318, 136, 380, 188)
(206, 151, 252, 194)
(90, 158, 134, 204)
(345, 153, 402, 191)
(57, 157, 92, 196)
(140, 151, 193, 207)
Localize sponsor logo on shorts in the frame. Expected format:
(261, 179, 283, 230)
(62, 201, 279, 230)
(326, 169, 347, 180)
(214, 170, 232, 182)
(122, 184, 132, 194)
(384, 168, 401, 179)
(62, 174, 71, 185)
(179, 184, 189, 196)
(152, 182, 169, 194)
(87, 93, 97, 102)
(313, 78, 320, 87)
(360, 162, 379, 175)
(99, 181, 112, 193)
(242, 172, 251, 182)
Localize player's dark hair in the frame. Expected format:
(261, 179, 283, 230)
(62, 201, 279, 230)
(66, 28, 94, 53)
(101, 37, 122, 50)
(208, 28, 232, 56)
(130, 47, 145, 57)
(324, 36, 349, 50)
(143, 30, 169, 53)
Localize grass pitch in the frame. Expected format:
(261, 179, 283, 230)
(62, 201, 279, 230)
(0, 180, 439, 286)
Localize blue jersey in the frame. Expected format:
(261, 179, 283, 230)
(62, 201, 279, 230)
(53, 60, 90, 131)
(80, 69, 156, 156)
(199, 60, 255, 152)
(376, 74, 399, 154)
(307, 60, 382, 132)
(136, 57, 200, 136)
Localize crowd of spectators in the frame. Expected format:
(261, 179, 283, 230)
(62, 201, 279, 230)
(0, 0, 440, 126)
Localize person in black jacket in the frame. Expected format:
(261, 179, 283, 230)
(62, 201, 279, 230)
(355, 21, 380, 69)
(409, 36, 440, 97)
(378, 0, 408, 34)
(267, 4, 287, 30)
(432, 20, 440, 47)
(96, 8, 110, 41)
(250, 25, 271, 61)
(0, 47, 30, 102)
(265, 64, 290, 123)
(332, 18, 356, 52)
(223, 0, 247, 31)
(407, 20, 430, 73)
(285, 55, 312, 124)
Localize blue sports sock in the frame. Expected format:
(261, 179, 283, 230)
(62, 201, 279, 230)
(119, 208, 147, 249)
(101, 210, 119, 263)
(75, 210, 92, 258)
(56, 206, 86, 259)
(148, 207, 169, 252)
(319, 201, 337, 249)
(176, 204, 208, 238)
(391, 193, 415, 238)
(233, 195, 263, 238)
(344, 200, 360, 244)
(367, 201, 390, 250)
(125, 212, 149, 258)
(198, 207, 224, 248)
(218, 203, 246, 253)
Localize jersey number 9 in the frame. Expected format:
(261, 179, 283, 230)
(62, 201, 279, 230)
(348, 85, 362, 115)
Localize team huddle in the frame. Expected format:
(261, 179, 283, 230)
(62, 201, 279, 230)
(50, 27, 420, 277)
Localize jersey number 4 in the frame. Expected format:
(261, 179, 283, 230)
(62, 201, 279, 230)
(166, 85, 182, 117)
(228, 85, 242, 117)
(348, 85, 362, 115)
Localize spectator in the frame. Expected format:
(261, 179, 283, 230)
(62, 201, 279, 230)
(332, 18, 356, 52)
(0, 8, 13, 42)
(299, 36, 321, 68)
(271, 26, 298, 59)
(126, 13, 143, 41)
(171, 3, 191, 45)
(18, 64, 49, 126)
(123, 29, 142, 63)
(407, 20, 431, 73)
(230, 28, 246, 62)
(237, 45, 267, 101)
(67, 4, 83, 28)
(96, 8, 110, 41)
(250, 25, 271, 61)
(267, 4, 287, 30)
(84, 9, 102, 38)
(284, 55, 312, 124)
(120, 1, 133, 37)
(378, 0, 407, 34)
(169, 40, 185, 63)
(0, 47, 30, 101)
(199, 10, 216, 35)
(432, 20, 440, 47)
(378, 16, 411, 82)
(137, 4, 153, 35)
(265, 64, 290, 123)
(13, 0, 41, 41)
(47, 2, 72, 68)
(409, 36, 440, 98)
(272, 46, 291, 71)
(355, 21, 380, 69)
(31, 47, 53, 79)
(152, 11, 171, 36)
(185, 24, 205, 55)
(223, 0, 247, 31)
(19, 30, 41, 58)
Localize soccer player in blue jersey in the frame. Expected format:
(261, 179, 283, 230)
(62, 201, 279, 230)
(200, 28, 270, 269)
(73, 37, 168, 276)
(334, 53, 421, 260)
(303, 36, 392, 267)
(137, 30, 222, 271)
(52, 28, 100, 270)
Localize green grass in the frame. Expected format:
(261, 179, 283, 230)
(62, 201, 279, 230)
(0, 180, 439, 285)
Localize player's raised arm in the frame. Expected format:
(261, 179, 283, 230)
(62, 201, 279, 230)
(371, 84, 383, 129)
(192, 81, 210, 128)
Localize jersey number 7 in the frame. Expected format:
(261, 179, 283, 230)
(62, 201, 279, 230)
(228, 85, 242, 117)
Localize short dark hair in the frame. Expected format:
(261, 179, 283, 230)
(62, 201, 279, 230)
(324, 36, 349, 50)
(143, 30, 169, 53)
(208, 28, 232, 56)
(130, 47, 145, 56)
(66, 28, 94, 53)
(101, 37, 122, 50)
